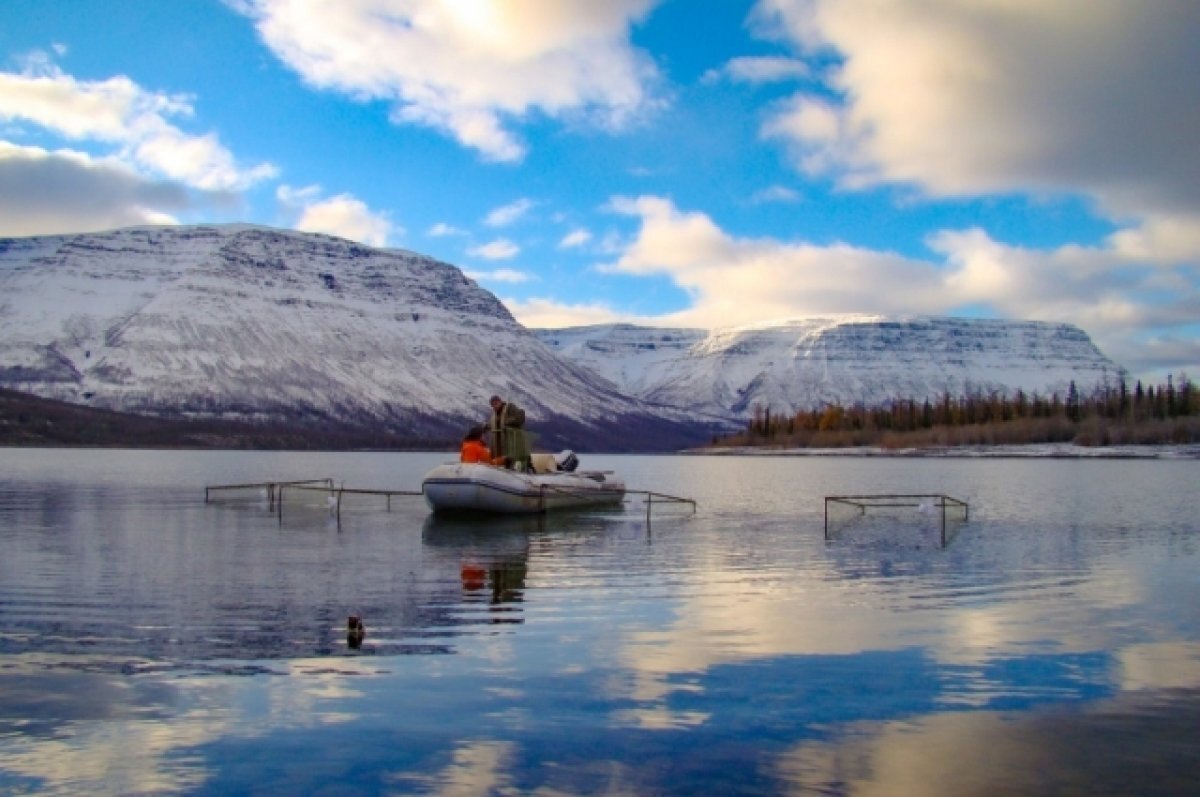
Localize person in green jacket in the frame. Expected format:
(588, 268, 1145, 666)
(488, 395, 530, 469)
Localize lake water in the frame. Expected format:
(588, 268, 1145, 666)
(1, 448, 1197, 795)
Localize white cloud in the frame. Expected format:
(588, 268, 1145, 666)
(0, 142, 191, 236)
(0, 56, 277, 191)
(275, 183, 320, 206)
(130, 126, 277, 193)
(598, 229, 630, 255)
(750, 185, 802, 205)
(730, 0, 1200, 380)
(761, 94, 866, 182)
(484, 198, 534, 227)
(702, 55, 809, 85)
(605, 195, 943, 325)
(604, 195, 1200, 380)
(503, 296, 625, 329)
(752, 1, 1200, 225)
(1131, 336, 1200, 381)
(464, 268, 533, 284)
(278, 184, 396, 246)
(427, 222, 469, 238)
(237, 0, 664, 162)
(468, 238, 520, 260)
(559, 228, 593, 249)
(1107, 215, 1200, 265)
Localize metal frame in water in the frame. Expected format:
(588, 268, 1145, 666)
(824, 493, 970, 548)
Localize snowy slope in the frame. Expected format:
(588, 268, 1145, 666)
(535, 316, 1124, 418)
(0, 225, 713, 448)
(0, 226, 1125, 446)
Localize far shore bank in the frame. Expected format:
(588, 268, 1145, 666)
(689, 443, 1200, 460)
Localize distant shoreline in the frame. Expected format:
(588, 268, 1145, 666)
(2, 443, 1198, 459)
(691, 443, 1200, 460)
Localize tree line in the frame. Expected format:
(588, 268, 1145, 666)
(718, 374, 1200, 449)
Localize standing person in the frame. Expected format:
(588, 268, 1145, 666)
(488, 395, 530, 469)
(489, 395, 526, 430)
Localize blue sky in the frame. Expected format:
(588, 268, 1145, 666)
(1, 0, 1197, 383)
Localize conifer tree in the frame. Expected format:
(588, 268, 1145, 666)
(1066, 380, 1081, 422)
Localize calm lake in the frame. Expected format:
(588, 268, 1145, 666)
(1, 448, 1198, 795)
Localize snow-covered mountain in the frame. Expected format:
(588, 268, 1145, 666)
(0, 225, 1127, 448)
(535, 317, 1124, 418)
(0, 225, 713, 450)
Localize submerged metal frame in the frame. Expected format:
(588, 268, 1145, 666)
(205, 478, 422, 527)
(205, 476, 697, 530)
(824, 493, 969, 547)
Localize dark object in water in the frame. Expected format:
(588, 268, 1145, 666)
(347, 615, 365, 649)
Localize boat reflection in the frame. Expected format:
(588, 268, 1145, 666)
(422, 514, 544, 621)
(421, 511, 550, 546)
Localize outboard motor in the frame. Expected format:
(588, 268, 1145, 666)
(554, 450, 579, 472)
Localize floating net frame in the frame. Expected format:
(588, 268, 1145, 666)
(824, 494, 969, 548)
(204, 477, 695, 531)
(204, 478, 335, 507)
(205, 478, 422, 527)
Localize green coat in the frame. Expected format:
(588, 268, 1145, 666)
(488, 401, 530, 462)
(489, 400, 525, 430)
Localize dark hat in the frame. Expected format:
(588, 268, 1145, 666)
(489, 395, 502, 403)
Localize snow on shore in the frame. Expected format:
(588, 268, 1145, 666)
(695, 443, 1200, 459)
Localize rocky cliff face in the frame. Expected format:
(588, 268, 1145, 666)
(535, 317, 1124, 418)
(0, 225, 713, 449)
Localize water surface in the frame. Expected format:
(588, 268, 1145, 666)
(1, 449, 1197, 795)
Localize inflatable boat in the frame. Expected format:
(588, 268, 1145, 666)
(422, 455, 625, 514)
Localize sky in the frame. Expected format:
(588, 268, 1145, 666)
(1, 0, 1197, 384)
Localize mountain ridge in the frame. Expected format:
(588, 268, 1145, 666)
(535, 316, 1123, 419)
(0, 225, 719, 451)
(1, 224, 1125, 449)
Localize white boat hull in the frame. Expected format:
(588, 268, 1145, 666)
(422, 463, 626, 514)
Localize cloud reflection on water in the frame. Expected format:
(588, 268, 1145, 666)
(3, 451, 1199, 794)
(0, 657, 231, 794)
(610, 508, 1194, 731)
(771, 689, 1200, 797)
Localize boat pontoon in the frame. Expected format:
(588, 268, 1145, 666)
(422, 453, 625, 514)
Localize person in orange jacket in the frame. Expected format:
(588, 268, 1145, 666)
(460, 425, 494, 464)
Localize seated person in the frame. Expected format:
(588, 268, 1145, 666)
(460, 426, 493, 464)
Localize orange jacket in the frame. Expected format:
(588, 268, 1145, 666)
(460, 439, 492, 464)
